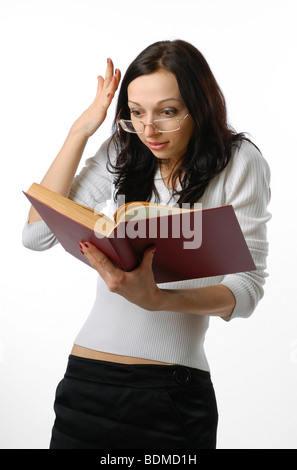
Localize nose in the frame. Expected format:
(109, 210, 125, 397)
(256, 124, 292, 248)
(143, 122, 160, 138)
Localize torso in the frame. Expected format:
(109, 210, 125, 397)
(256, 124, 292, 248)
(71, 344, 173, 365)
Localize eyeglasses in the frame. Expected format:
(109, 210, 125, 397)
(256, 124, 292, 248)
(116, 113, 189, 134)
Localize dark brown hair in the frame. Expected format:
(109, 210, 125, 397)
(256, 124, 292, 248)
(108, 39, 248, 205)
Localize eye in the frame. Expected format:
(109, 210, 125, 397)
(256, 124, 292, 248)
(130, 109, 144, 119)
(161, 108, 178, 117)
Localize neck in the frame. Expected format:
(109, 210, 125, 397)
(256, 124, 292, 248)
(159, 158, 182, 189)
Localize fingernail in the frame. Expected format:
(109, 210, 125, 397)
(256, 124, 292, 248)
(84, 242, 89, 248)
(80, 249, 84, 255)
(78, 243, 82, 249)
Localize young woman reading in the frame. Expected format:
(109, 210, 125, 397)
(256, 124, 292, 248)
(23, 40, 271, 449)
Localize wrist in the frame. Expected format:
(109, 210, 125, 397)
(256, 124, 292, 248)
(69, 120, 92, 140)
(153, 288, 174, 312)
(155, 285, 236, 317)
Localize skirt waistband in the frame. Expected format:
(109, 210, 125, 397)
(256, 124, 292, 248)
(65, 354, 211, 388)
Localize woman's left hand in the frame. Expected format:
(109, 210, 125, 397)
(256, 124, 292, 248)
(79, 242, 162, 310)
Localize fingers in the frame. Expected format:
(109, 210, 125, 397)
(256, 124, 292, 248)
(79, 241, 112, 269)
(79, 242, 156, 282)
(95, 59, 121, 106)
(105, 58, 114, 81)
(79, 242, 159, 308)
(114, 67, 121, 91)
(80, 242, 156, 277)
(96, 75, 104, 95)
(104, 58, 121, 94)
(80, 242, 128, 294)
(79, 241, 123, 285)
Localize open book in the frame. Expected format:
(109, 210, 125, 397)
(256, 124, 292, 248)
(24, 183, 256, 283)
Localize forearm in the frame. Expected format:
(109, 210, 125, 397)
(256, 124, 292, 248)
(28, 60, 121, 224)
(80, 243, 236, 318)
(157, 284, 236, 318)
(40, 125, 89, 195)
(28, 126, 89, 223)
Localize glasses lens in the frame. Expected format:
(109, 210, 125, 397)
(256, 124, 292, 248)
(154, 119, 180, 132)
(120, 120, 143, 133)
(119, 117, 183, 133)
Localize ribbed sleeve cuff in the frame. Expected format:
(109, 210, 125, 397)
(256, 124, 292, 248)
(22, 218, 58, 251)
(220, 273, 263, 320)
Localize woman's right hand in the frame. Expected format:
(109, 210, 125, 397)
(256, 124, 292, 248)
(71, 58, 121, 138)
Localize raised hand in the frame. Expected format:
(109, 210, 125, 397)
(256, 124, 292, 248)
(72, 58, 121, 138)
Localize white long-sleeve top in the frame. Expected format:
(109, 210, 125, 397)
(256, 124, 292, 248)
(22, 139, 271, 370)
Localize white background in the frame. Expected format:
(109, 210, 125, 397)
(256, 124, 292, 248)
(0, 0, 296, 449)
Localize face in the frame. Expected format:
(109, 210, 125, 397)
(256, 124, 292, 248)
(127, 69, 194, 166)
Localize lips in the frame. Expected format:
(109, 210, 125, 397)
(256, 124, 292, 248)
(147, 141, 169, 150)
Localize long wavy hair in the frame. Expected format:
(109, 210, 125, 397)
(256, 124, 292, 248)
(108, 39, 248, 206)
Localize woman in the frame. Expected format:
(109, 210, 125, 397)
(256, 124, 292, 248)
(23, 40, 271, 449)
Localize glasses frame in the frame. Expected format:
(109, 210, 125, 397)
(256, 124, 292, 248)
(116, 113, 190, 134)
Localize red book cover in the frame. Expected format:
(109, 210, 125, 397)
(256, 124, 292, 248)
(24, 188, 256, 284)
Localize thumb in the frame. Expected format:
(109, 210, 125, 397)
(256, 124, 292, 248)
(142, 246, 156, 268)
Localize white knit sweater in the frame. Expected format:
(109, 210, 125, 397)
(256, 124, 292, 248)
(22, 139, 271, 370)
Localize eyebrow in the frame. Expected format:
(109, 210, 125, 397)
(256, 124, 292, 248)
(128, 98, 182, 106)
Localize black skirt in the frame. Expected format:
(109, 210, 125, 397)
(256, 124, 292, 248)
(50, 355, 218, 449)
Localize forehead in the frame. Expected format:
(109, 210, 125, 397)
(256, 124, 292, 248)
(127, 70, 182, 105)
